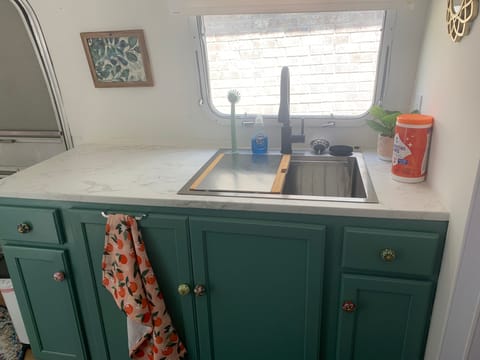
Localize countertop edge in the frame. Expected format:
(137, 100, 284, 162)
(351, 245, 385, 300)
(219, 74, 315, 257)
(0, 145, 449, 222)
(0, 191, 450, 221)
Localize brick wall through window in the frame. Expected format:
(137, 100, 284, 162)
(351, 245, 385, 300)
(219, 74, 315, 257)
(203, 11, 384, 117)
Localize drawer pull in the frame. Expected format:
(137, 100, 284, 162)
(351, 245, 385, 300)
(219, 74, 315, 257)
(16, 223, 32, 234)
(177, 284, 191, 296)
(53, 272, 65, 282)
(194, 284, 207, 297)
(380, 248, 396, 262)
(342, 301, 356, 313)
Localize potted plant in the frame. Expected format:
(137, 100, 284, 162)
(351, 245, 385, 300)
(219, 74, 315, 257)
(366, 105, 401, 161)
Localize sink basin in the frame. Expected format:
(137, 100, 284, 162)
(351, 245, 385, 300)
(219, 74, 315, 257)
(178, 150, 378, 203)
(283, 155, 369, 199)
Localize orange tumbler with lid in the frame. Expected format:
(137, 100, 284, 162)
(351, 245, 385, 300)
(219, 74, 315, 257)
(392, 114, 433, 183)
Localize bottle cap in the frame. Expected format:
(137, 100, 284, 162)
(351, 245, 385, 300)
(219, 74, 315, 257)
(254, 115, 264, 127)
(397, 114, 433, 125)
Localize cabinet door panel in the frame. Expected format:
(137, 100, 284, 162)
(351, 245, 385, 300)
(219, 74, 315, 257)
(66, 210, 196, 360)
(336, 274, 433, 360)
(3, 246, 86, 360)
(190, 217, 325, 360)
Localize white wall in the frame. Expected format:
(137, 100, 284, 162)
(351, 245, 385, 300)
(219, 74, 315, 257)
(412, 0, 480, 358)
(26, 0, 427, 150)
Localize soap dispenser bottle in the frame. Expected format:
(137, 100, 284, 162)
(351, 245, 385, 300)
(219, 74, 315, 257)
(251, 115, 268, 154)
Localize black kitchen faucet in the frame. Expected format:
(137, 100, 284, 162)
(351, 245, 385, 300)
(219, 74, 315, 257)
(278, 66, 305, 154)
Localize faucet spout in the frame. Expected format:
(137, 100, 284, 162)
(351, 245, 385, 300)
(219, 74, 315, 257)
(278, 66, 304, 154)
(278, 67, 290, 126)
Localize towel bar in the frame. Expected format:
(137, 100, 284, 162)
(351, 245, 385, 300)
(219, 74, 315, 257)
(101, 211, 147, 221)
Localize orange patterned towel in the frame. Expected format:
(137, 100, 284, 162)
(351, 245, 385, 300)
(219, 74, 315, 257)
(102, 214, 186, 360)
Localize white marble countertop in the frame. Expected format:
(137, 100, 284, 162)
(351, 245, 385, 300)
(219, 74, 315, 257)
(0, 144, 448, 221)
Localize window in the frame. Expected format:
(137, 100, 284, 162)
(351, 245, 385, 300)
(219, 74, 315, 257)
(196, 11, 388, 121)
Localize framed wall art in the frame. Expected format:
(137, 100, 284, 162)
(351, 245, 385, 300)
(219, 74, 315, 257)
(80, 29, 153, 88)
(446, 0, 479, 42)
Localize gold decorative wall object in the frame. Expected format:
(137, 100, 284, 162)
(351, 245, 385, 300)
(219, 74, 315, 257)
(447, 0, 479, 42)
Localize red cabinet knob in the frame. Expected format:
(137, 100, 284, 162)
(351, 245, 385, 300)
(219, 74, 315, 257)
(342, 300, 356, 313)
(53, 272, 65, 282)
(194, 284, 206, 296)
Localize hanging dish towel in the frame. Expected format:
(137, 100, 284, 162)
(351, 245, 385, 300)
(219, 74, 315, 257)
(102, 214, 186, 360)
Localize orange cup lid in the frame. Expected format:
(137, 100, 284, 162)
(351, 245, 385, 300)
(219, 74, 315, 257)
(397, 114, 433, 125)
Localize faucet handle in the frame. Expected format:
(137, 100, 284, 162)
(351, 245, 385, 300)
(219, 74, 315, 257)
(291, 119, 306, 145)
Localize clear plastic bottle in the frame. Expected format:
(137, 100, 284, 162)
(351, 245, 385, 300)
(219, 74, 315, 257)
(251, 115, 268, 154)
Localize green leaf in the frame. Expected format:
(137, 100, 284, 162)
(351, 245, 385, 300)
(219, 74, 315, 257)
(117, 56, 128, 66)
(381, 112, 400, 129)
(100, 70, 110, 79)
(120, 68, 130, 80)
(366, 119, 391, 136)
(126, 52, 138, 62)
(107, 46, 115, 59)
(368, 105, 388, 120)
(128, 36, 138, 47)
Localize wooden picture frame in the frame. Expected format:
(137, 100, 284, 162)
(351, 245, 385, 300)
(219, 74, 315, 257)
(80, 29, 153, 88)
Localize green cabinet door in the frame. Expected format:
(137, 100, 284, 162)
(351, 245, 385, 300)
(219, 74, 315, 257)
(189, 217, 326, 360)
(65, 210, 197, 360)
(336, 274, 433, 360)
(3, 246, 86, 360)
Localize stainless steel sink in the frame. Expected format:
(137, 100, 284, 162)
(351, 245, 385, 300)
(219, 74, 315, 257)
(178, 150, 378, 203)
(283, 155, 374, 200)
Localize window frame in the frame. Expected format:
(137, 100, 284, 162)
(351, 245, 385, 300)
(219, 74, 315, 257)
(191, 10, 395, 127)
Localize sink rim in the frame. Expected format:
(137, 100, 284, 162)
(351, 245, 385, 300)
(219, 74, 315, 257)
(178, 149, 378, 204)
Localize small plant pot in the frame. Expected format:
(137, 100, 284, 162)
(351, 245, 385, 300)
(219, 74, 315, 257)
(377, 134, 394, 161)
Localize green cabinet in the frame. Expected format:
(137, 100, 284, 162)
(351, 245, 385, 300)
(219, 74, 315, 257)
(0, 202, 447, 360)
(189, 217, 325, 360)
(336, 226, 443, 360)
(66, 211, 325, 360)
(336, 275, 432, 360)
(3, 246, 86, 359)
(65, 210, 196, 360)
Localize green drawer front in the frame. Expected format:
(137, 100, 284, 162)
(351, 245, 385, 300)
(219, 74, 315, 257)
(342, 227, 442, 278)
(0, 206, 62, 244)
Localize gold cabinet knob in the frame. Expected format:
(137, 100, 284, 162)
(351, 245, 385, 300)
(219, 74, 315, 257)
(342, 300, 357, 313)
(177, 284, 191, 296)
(17, 223, 31, 234)
(194, 284, 206, 297)
(53, 272, 65, 282)
(380, 248, 396, 262)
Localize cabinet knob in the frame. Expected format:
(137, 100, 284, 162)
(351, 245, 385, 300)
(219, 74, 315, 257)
(53, 272, 65, 282)
(194, 284, 207, 297)
(17, 223, 31, 234)
(177, 284, 191, 296)
(342, 300, 356, 313)
(380, 248, 396, 262)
